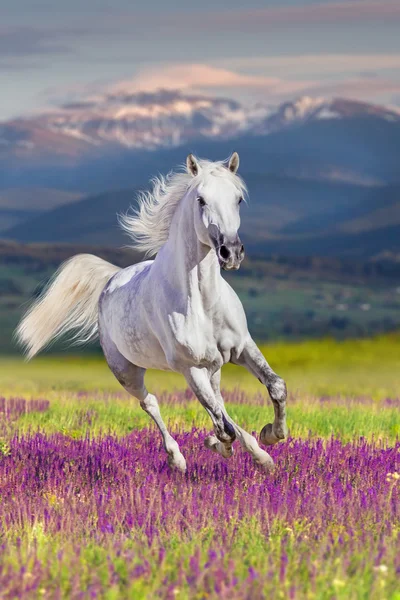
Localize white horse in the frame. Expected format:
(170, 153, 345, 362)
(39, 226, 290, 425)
(17, 153, 287, 472)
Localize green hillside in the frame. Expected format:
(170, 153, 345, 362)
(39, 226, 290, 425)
(1, 241, 400, 354)
(4, 177, 400, 258)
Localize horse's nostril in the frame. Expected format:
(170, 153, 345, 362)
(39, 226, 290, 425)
(240, 244, 244, 255)
(219, 245, 230, 260)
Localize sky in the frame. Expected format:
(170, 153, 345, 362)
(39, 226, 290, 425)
(1, 0, 400, 120)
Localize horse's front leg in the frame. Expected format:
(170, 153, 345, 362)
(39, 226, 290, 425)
(232, 338, 288, 446)
(204, 369, 234, 458)
(185, 367, 235, 458)
(185, 367, 274, 471)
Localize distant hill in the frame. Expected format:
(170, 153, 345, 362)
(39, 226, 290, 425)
(0, 188, 83, 232)
(4, 189, 137, 245)
(247, 223, 400, 259)
(4, 177, 400, 258)
(281, 184, 400, 236)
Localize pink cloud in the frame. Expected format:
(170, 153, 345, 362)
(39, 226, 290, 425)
(43, 62, 400, 116)
(109, 63, 313, 97)
(112, 64, 276, 91)
(108, 63, 400, 105)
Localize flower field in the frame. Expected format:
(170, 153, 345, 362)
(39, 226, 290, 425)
(0, 391, 399, 599)
(0, 337, 399, 599)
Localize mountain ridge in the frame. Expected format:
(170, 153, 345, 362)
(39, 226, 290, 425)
(1, 92, 400, 258)
(1, 92, 399, 163)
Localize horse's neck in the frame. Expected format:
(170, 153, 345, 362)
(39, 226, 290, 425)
(158, 194, 221, 310)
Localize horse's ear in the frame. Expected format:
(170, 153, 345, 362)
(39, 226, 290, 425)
(228, 152, 239, 173)
(186, 154, 200, 177)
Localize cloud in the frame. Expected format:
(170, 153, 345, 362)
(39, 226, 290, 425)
(87, 1, 400, 38)
(45, 63, 299, 110)
(0, 27, 72, 58)
(102, 63, 400, 106)
(4, 1, 398, 62)
(207, 0, 400, 29)
(110, 64, 288, 93)
(217, 54, 400, 78)
(2, 2, 399, 74)
(0, 26, 90, 70)
(28, 62, 400, 118)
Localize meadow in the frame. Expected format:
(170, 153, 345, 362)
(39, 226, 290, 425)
(0, 335, 399, 599)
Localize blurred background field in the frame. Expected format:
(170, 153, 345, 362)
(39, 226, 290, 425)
(1, 334, 399, 399)
(2, 243, 400, 355)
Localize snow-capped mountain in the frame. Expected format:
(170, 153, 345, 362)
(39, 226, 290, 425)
(1, 91, 398, 162)
(0, 90, 271, 160)
(253, 96, 400, 134)
(43, 90, 265, 149)
(2, 90, 400, 259)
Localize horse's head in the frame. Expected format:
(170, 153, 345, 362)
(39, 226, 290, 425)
(187, 153, 245, 270)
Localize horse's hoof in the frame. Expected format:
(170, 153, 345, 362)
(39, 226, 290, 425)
(204, 435, 219, 452)
(254, 451, 275, 473)
(168, 452, 187, 472)
(204, 435, 233, 458)
(260, 423, 286, 446)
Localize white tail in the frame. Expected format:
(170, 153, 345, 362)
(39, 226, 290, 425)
(16, 254, 120, 360)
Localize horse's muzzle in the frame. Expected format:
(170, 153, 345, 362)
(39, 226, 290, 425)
(216, 236, 245, 270)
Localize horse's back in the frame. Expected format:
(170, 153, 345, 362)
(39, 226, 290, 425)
(103, 261, 153, 295)
(99, 260, 153, 323)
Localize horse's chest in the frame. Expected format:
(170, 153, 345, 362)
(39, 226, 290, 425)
(167, 310, 227, 368)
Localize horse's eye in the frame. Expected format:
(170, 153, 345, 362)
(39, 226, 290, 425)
(238, 196, 243, 205)
(197, 196, 206, 207)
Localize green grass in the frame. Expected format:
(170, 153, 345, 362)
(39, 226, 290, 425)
(13, 396, 400, 443)
(1, 333, 399, 399)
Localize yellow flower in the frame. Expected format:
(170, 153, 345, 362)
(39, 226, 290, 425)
(284, 527, 293, 534)
(333, 579, 345, 588)
(374, 564, 388, 574)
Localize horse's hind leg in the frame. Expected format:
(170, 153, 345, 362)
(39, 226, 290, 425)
(102, 338, 186, 472)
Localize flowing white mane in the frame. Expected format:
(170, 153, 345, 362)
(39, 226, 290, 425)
(119, 159, 247, 256)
